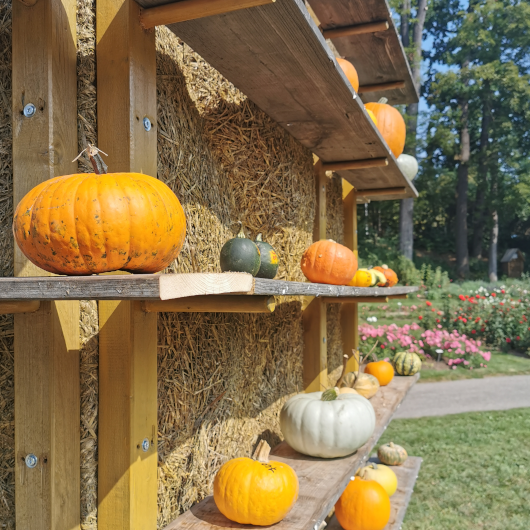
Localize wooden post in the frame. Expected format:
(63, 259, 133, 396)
(12, 1, 80, 529)
(303, 160, 328, 391)
(96, 1, 158, 528)
(342, 188, 359, 374)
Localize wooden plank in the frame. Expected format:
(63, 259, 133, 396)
(142, 295, 276, 313)
(322, 20, 389, 39)
(323, 295, 406, 303)
(12, 1, 80, 529)
(0, 301, 40, 314)
(358, 81, 406, 94)
(314, 160, 327, 241)
(308, 0, 418, 105)
(139, 0, 275, 28)
(327, 457, 423, 530)
(0, 274, 418, 300)
(302, 297, 327, 392)
(162, 375, 419, 530)
(97, 1, 158, 528)
(322, 158, 388, 172)
(136, 0, 417, 197)
(99, 301, 158, 530)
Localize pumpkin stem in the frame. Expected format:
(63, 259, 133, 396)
(252, 439, 271, 463)
(256, 233, 263, 242)
(382, 264, 389, 270)
(377, 97, 389, 105)
(236, 222, 246, 239)
(73, 144, 109, 174)
(321, 387, 339, 401)
(336, 354, 349, 388)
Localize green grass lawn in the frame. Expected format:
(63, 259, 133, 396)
(419, 351, 530, 382)
(378, 409, 530, 530)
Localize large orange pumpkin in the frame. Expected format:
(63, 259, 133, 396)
(335, 477, 391, 530)
(301, 240, 357, 285)
(337, 58, 359, 92)
(214, 440, 299, 525)
(364, 98, 406, 158)
(373, 264, 399, 287)
(13, 146, 186, 275)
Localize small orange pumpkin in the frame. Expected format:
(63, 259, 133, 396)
(335, 477, 391, 530)
(214, 440, 299, 525)
(13, 146, 186, 275)
(301, 240, 357, 285)
(337, 58, 359, 92)
(364, 98, 406, 158)
(365, 360, 394, 386)
(373, 265, 398, 287)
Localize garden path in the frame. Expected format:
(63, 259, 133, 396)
(394, 374, 530, 418)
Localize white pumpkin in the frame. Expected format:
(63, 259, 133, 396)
(280, 389, 376, 458)
(397, 154, 419, 180)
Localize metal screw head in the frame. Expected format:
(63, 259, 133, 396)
(25, 454, 38, 468)
(141, 438, 150, 452)
(143, 117, 152, 132)
(23, 104, 36, 118)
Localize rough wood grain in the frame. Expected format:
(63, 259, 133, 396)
(140, 0, 275, 28)
(142, 295, 275, 313)
(162, 375, 419, 530)
(302, 297, 327, 392)
(308, 0, 418, 105)
(322, 20, 389, 40)
(314, 161, 327, 241)
(136, 0, 416, 196)
(327, 457, 423, 530)
(12, 1, 80, 529)
(0, 301, 40, 314)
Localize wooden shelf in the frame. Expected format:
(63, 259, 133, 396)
(137, 0, 417, 200)
(308, 0, 419, 105)
(0, 273, 418, 303)
(163, 374, 419, 530)
(327, 456, 423, 530)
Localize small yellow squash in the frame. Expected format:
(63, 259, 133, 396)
(357, 462, 398, 497)
(339, 387, 359, 395)
(343, 372, 380, 399)
(348, 269, 374, 287)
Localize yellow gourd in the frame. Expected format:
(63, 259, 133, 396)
(339, 387, 359, 395)
(343, 372, 380, 399)
(348, 269, 374, 287)
(356, 462, 398, 497)
(366, 108, 378, 127)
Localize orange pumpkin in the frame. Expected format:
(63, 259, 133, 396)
(337, 58, 359, 92)
(13, 146, 186, 275)
(364, 98, 406, 158)
(373, 265, 399, 287)
(214, 440, 299, 525)
(365, 360, 394, 386)
(335, 477, 391, 530)
(301, 240, 357, 285)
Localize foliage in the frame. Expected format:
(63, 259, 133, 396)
(378, 409, 530, 529)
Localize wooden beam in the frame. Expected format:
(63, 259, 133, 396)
(0, 301, 40, 314)
(356, 187, 407, 197)
(140, 0, 275, 29)
(142, 295, 275, 313)
(322, 20, 389, 40)
(12, 1, 80, 529)
(322, 158, 388, 172)
(97, 0, 158, 528)
(314, 160, 327, 241)
(323, 295, 407, 304)
(358, 80, 406, 94)
(302, 297, 327, 392)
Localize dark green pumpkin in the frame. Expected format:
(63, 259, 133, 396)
(254, 234, 280, 279)
(393, 351, 421, 376)
(220, 229, 261, 276)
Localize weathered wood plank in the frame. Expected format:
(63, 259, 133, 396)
(142, 295, 275, 313)
(0, 301, 40, 314)
(12, 1, 80, 529)
(308, 0, 418, 105)
(162, 375, 419, 530)
(327, 457, 423, 530)
(136, 0, 416, 197)
(302, 297, 327, 392)
(0, 274, 417, 300)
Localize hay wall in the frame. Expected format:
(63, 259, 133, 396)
(0, 2, 345, 528)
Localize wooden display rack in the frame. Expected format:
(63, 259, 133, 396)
(10, 0, 420, 529)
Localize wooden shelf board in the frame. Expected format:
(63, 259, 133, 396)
(163, 374, 419, 530)
(0, 273, 418, 301)
(327, 456, 423, 530)
(137, 0, 417, 199)
(308, 0, 419, 105)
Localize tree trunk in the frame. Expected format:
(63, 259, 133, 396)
(471, 86, 492, 259)
(489, 162, 499, 282)
(398, 0, 428, 260)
